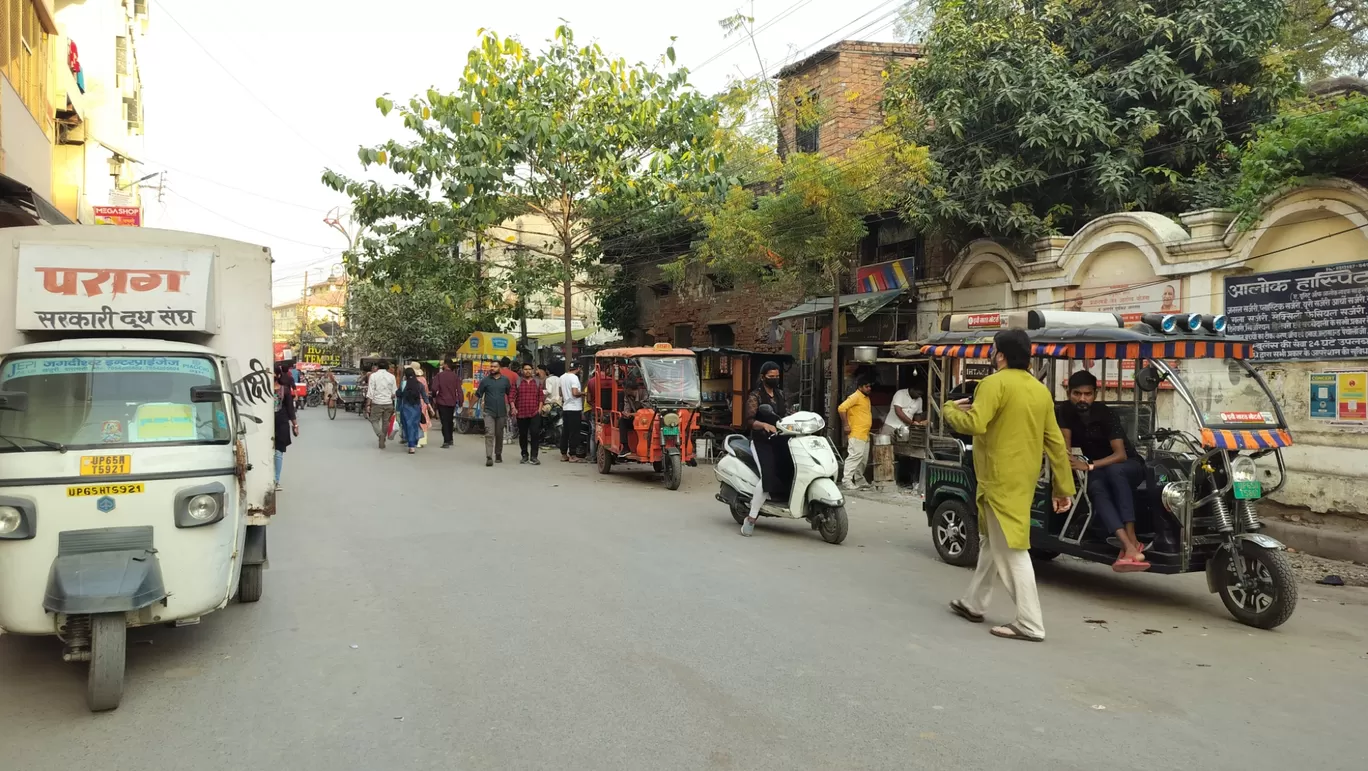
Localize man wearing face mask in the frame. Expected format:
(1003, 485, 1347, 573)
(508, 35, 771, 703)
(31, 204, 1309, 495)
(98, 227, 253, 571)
(1057, 370, 1148, 571)
(739, 361, 791, 537)
(943, 329, 1074, 642)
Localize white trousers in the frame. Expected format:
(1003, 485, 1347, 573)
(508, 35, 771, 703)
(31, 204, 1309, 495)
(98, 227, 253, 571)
(959, 503, 1046, 639)
(747, 440, 766, 521)
(843, 437, 870, 487)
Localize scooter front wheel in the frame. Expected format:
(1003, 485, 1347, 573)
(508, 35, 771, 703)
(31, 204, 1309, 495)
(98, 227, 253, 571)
(815, 504, 849, 544)
(87, 613, 127, 712)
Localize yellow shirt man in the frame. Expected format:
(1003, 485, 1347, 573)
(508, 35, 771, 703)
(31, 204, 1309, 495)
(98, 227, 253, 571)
(838, 388, 873, 440)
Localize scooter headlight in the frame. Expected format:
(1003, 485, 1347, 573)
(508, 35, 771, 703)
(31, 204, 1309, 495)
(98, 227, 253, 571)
(186, 494, 220, 522)
(662, 412, 681, 428)
(1230, 455, 1257, 483)
(1161, 481, 1191, 513)
(0, 505, 21, 535)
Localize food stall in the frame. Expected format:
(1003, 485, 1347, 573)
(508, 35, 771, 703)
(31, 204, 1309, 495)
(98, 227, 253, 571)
(453, 331, 517, 433)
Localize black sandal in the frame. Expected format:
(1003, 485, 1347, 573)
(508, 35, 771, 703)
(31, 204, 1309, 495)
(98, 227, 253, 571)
(949, 600, 984, 623)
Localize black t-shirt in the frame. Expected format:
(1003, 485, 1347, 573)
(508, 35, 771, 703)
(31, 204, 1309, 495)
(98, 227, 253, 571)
(1056, 402, 1135, 462)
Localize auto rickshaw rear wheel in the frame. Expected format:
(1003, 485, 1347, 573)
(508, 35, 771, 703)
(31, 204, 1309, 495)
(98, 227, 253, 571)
(239, 563, 264, 603)
(87, 613, 126, 712)
(932, 498, 980, 567)
(597, 444, 614, 474)
(1213, 542, 1298, 630)
(662, 453, 683, 491)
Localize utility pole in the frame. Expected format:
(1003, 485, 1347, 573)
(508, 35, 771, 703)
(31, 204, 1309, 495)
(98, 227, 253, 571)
(296, 270, 309, 360)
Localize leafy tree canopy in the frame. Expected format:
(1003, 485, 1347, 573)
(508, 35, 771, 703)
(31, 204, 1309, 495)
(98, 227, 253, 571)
(323, 24, 726, 351)
(884, 0, 1301, 244)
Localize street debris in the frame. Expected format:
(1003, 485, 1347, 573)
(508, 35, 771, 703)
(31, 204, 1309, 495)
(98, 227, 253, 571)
(1141, 629, 1162, 635)
(1318, 575, 1346, 586)
(350, 644, 359, 649)
(1286, 550, 1368, 587)
(1084, 618, 1108, 625)
(1092, 705, 1106, 710)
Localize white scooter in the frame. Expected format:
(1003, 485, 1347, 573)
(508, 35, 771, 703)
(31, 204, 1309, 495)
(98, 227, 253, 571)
(714, 409, 849, 544)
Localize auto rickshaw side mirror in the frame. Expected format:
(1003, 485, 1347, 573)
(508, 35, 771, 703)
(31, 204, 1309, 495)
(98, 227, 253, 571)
(1135, 366, 1163, 393)
(0, 390, 28, 412)
(190, 385, 226, 403)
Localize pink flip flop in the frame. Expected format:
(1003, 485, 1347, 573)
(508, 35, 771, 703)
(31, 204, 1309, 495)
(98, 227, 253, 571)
(1112, 558, 1151, 573)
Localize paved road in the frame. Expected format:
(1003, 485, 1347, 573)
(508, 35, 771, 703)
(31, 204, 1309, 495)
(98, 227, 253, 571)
(4, 409, 1368, 770)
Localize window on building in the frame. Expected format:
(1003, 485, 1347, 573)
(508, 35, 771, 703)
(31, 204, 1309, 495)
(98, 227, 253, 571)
(674, 324, 694, 349)
(859, 217, 925, 267)
(0, 0, 52, 133)
(708, 324, 735, 347)
(795, 89, 820, 154)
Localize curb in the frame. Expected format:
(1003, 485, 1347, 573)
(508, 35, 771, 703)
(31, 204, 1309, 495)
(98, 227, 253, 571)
(1262, 519, 1368, 565)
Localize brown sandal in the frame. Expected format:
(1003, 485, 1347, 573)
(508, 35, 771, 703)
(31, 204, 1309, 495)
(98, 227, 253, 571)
(949, 600, 984, 623)
(990, 623, 1043, 642)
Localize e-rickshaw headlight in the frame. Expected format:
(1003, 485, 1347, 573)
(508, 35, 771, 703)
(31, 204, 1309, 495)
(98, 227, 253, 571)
(0, 506, 21, 535)
(1230, 455, 1257, 483)
(662, 412, 681, 428)
(186, 494, 220, 522)
(1161, 481, 1191, 514)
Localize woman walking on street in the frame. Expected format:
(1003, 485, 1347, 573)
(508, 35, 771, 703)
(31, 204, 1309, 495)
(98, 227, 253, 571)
(274, 361, 299, 490)
(398, 365, 432, 455)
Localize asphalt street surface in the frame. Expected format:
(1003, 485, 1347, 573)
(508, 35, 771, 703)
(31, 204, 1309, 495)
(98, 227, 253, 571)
(3, 408, 1367, 770)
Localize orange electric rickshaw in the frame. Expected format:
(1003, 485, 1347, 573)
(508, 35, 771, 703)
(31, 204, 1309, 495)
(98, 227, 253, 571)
(591, 344, 702, 490)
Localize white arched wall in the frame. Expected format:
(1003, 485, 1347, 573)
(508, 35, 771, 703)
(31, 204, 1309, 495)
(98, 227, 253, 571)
(947, 243, 1019, 314)
(1218, 181, 1368, 515)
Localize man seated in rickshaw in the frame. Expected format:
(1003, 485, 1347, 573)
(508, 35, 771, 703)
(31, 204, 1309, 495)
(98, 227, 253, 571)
(1056, 370, 1149, 571)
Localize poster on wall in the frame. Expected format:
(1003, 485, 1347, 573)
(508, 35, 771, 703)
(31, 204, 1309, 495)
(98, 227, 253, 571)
(1308, 370, 1368, 427)
(1062, 282, 1182, 324)
(1223, 259, 1368, 361)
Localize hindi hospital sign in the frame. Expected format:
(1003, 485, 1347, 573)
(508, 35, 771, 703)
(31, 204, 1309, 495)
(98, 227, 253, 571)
(15, 243, 214, 333)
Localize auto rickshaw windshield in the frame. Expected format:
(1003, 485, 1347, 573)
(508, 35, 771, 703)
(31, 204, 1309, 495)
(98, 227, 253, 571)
(638, 356, 701, 404)
(1157, 357, 1284, 429)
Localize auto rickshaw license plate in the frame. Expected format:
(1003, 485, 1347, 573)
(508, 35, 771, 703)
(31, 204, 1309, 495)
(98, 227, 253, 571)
(662, 426, 680, 436)
(1233, 480, 1262, 500)
(80, 455, 131, 476)
(67, 483, 145, 497)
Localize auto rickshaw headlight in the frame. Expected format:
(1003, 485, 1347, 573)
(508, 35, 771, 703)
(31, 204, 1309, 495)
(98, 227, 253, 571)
(662, 412, 681, 428)
(1230, 455, 1257, 483)
(0, 506, 21, 535)
(1161, 481, 1191, 513)
(187, 494, 220, 522)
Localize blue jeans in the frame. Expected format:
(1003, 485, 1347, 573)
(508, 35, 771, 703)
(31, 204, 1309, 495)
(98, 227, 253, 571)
(1088, 458, 1144, 534)
(400, 402, 424, 448)
(274, 450, 284, 484)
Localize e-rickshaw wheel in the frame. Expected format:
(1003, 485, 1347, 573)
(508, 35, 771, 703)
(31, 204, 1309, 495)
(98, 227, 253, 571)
(597, 443, 614, 474)
(932, 498, 980, 567)
(1213, 542, 1298, 630)
(239, 563, 264, 603)
(662, 452, 683, 491)
(327, 402, 337, 420)
(87, 613, 127, 712)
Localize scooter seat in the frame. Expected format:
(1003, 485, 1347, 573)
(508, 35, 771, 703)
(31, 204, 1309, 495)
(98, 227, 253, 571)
(725, 434, 760, 475)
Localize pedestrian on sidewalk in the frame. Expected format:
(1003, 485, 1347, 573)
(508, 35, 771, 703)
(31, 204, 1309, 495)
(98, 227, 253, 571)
(273, 361, 299, 491)
(398, 365, 433, 455)
(559, 359, 584, 462)
(431, 358, 462, 448)
(475, 363, 513, 466)
(410, 362, 432, 448)
(364, 359, 397, 450)
(945, 329, 1074, 643)
(839, 375, 876, 490)
(513, 362, 545, 464)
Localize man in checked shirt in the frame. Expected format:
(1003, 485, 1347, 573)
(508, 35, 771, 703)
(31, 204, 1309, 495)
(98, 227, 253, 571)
(512, 362, 546, 465)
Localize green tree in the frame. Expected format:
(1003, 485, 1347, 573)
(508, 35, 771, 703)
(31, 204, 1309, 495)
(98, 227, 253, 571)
(1281, 0, 1368, 78)
(347, 278, 497, 361)
(679, 132, 928, 426)
(884, 0, 1300, 244)
(323, 25, 724, 355)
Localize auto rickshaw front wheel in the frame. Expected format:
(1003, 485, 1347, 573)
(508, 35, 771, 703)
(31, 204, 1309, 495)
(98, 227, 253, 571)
(87, 613, 127, 712)
(662, 453, 683, 491)
(239, 563, 264, 603)
(1213, 542, 1298, 630)
(932, 499, 980, 567)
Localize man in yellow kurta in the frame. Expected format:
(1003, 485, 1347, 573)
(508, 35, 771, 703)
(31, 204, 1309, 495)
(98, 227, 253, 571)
(944, 329, 1074, 642)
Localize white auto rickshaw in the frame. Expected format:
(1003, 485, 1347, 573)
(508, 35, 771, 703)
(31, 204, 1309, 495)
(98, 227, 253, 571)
(0, 226, 277, 711)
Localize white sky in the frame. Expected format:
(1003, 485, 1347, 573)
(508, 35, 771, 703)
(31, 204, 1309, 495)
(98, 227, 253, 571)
(138, 0, 905, 303)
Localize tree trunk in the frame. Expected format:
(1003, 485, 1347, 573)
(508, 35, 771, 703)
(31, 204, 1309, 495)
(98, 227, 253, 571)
(828, 288, 841, 439)
(563, 250, 574, 362)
